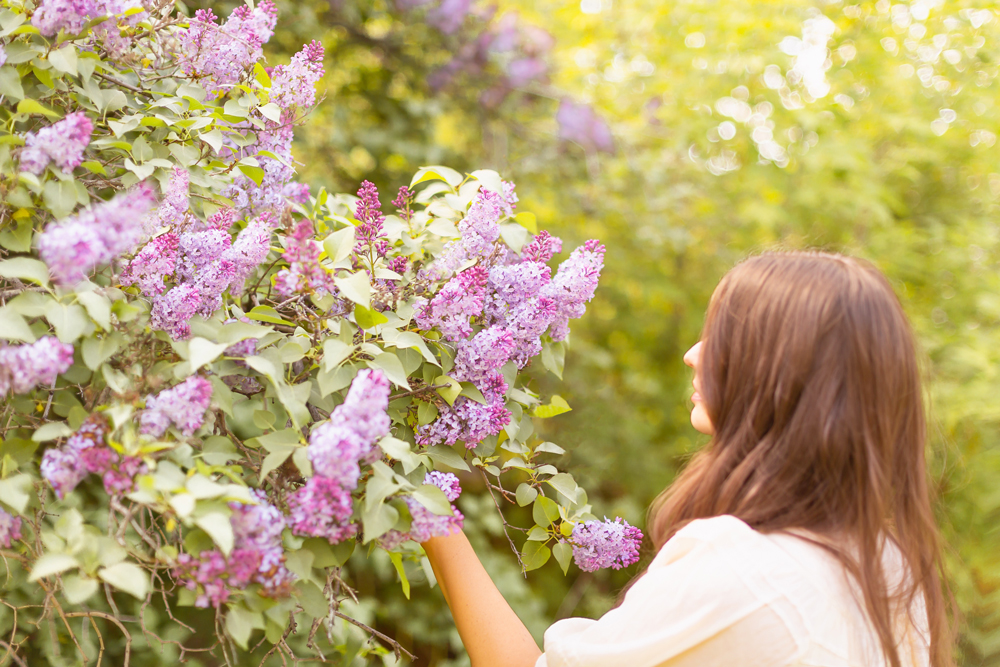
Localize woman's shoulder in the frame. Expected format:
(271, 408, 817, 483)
(648, 514, 769, 569)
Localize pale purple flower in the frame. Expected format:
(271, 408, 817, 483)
(224, 117, 294, 214)
(405, 472, 464, 543)
(452, 326, 516, 384)
(38, 184, 156, 286)
(556, 100, 615, 154)
(274, 219, 333, 296)
(269, 40, 325, 109)
(521, 230, 562, 263)
(141, 375, 213, 437)
(392, 186, 414, 223)
(568, 518, 643, 572)
(488, 262, 551, 305)
(149, 284, 200, 340)
(353, 181, 390, 258)
(327, 369, 391, 450)
(308, 425, 366, 490)
(120, 232, 179, 296)
(425, 471, 462, 502)
(500, 180, 518, 217)
(540, 240, 605, 341)
(286, 476, 357, 544)
(0, 43, 6, 67)
(172, 550, 233, 608)
(415, 266, 488, 341)
(416, 394, 510, 449)
(0, 337, 74, 395)
(151, 168, 189, 231)
(225, 217, 273, 292)
(434, 189, 504, 274)
(426, 0, 472, 34)
(20, 112, 93, 174)
(0, 509, 22, 548)
(91, 0, 146, 56)
(506, 57, 547, 87)
(41, 415, 107, 499)
(283, 182, 311, 204)
(178, 1, 277, 98)
(31, 0, 97, 36)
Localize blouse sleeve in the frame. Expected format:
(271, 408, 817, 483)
(536, 515, 809, 667)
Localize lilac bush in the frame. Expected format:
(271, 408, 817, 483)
(0, 0, 627, 658)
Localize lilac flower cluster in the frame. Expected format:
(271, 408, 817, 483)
(0, 508, 21, 548)
(223, 40, 325, 214)
(274, 219, 334, 297)
(567, 518, 643, 572)
(41, 415, 146, 498)
(31, 0, 146, 54)
(287, 370, 391, 543)
(177, 0, 277, 98)
(20, 112, 93, 175)
(415, 184, 605, 449)
(140, 376, 213, 437)
(381, 472, 464, 549)
(0, 43, 6, 67)
(353, 181, 390, 259)
(123, 170, 274, 338)
(392, 186, 414, 224)
(556, 100, 615, 154)
(174, 491, 294, 608)
(0, 337, 74, 395)
(38, 184, 157, 286)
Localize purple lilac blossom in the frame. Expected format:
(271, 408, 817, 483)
(416, 391, 510, 449)
(499, 180, 518, 217)
(353, 181, 390, 259)
(149, 168, 189, 232)
(414, 266, 488, 342)
(269, 41, 325, 109)
(91, 0, 147, 56)
(488, 262, 551, 305)
(286, 476, 357, 544)
(392, 186, 414, 223)
(425, 0, 472, 34)
(120, 232, 179, 296)
(452, 326, 516, 384)
(539, 240, 605, 341)
(172, 550, 236, 608)
(224, 113, 294, 215)
(307, 425, 366, 490)
(283, 182, 311, 204)
(556, 100, 615, 154)
(177, 1, 277, 98)
(31, 0, 97, 36)
(568, 518, 643, 572)
(140, 375, 213, 437)
(0, 509, 22, 548)
(0, 337, 74, 395)
(225, 217, 273, 292)
(424, 471, 462, 502)
(521, 230, 562, 263)
(433, 189, 504, 276)
(274, 219, 333, 296)
(326, 369, 391, 454)
(20, 112, 93, 175)
(405, 471, 464, 543)
(40, 415, 108, 499)
(149, 284, 201, 340)
(0, 43, 6, 67)
(38, 184, 157, 286)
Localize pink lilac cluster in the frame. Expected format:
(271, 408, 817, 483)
(0, 43, 6, 67)
(31, 0, 147, 55)
(0, 508, 22, 548)
(177, 0, 277, 98)
(174, 491, 293, 608)
(381, 471, 464, 549)
(274, 219, 334, 297)
(123, 171, 274, 338)
(287, 370, 391, 543)
(223, 41, 326, 214)
(415, 185, 605, 448)
(567, 518, 643, 572)
(41, 415, 146, 498)
(0, 337, 74, 395)
(270, 40, 324, 108)
(556, 100, 615, 154)
(140, 376, 213, 437)
(38, 184, 156, 286)
(392, 186, 414, 224)
(20, 112, 93, 175)
(354, 181, 390, 259)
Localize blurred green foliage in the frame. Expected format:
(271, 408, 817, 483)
(263, 0, 1000, 664)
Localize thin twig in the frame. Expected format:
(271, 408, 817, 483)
(480, 469, 527, 575)
(93, 71, 154, 98)
(332, 611, 415, 661)
(65, 611, 131, 666)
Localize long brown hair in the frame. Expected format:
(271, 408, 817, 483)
(647, 252, 952, 667)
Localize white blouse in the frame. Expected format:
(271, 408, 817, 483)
(536, 515, 929, 667)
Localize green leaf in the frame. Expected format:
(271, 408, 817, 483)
(367, 353, 410, 389)
(545, 473, 579, 501)
(552, 542, 573, 575)
(322, 226, 356, 263)
(533, 395, 572, 418)
(48, 44, 78, 75)
(535, 441, 566, 455)
(521, 541, 551, 572)
(76, 291, 111, 330)
(424, 445, 470, 472)
(259, 447, 294, 480)
(0, 67, 25, 101)
(411, 484, 453, 516)
(381, 329, 439, 366)
(0, 473, 32, 513)
(388, 552, 411, 599)
(195, 512, 234, 557)
(245, 305, 292, 326)
(226, 606, 256, 650)
(410, 165, 463, 188)
(80, 161, 107, 175)
(0, 307, 35, 342)
(62, 575, 99, 604)
(0, 257, 50, 287)
(541, 341, 565, 380)
(434, 375, 462, 406)
(361, 501, 398, 544)
(514, 212, 538, 233)
(532, 495, 560, 528)
(187, 337, 229, 372)
(32, 422, 72, 442)
(45, 302, 89, 343)
(29, 553, 80, 581)
(354, 304, 388, 330)
(253, 62, 272, 87)
(16, 98, 59, 117)
(322, 338, 354, 371)
(516, 483, 538, 507)
(97, 562, 148, 599)
(335, 271, 371, 307)
(82, 334, 122, 370)
(199, 129, 223, 153)
(470, 169, 503, 197)
(238, 164, 265, 186)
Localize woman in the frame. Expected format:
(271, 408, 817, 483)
(423, 252, 953, 667)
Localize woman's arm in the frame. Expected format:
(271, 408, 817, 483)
(422, 531, 542, 667)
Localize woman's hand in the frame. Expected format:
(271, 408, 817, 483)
(423, 531, 542, 667)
